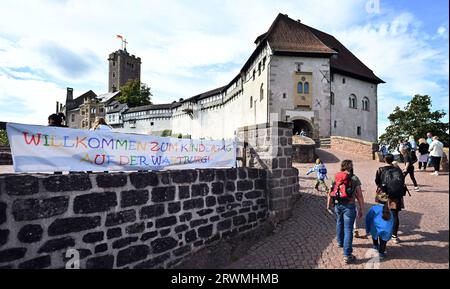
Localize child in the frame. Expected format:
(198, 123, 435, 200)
(306, 158, 328, 192)
(365, 190, 394, 259)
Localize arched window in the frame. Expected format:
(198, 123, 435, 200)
(260, 83, 264, 101)
(250, 96, 253, 108)
(297, 82, 303, 94)
(349, 94, 357, 109)
(304, 82, 309, 94)
(330, 92, 335, 105)
(362, 97, 370, 111)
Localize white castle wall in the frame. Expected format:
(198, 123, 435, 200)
(268, 55, 331, 138)
(110, 47, 378, 143)
(331, 74, 378, 142)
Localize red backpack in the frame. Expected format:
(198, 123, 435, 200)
(330, 172, 353, 202)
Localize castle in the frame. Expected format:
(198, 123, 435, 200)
(62, 13, 384, 143)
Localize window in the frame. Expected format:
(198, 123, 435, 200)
(334, 120, 337, 128)
(113, 72, 115, 78)
(283, 93, 286, 99)
(342, 78, 346, 84)
(330, 92, 335, 105)
(362, 97, 370, 111)
(71, 114, 75, 122)
(260, 83, 264, 101)
(250, 96, 253, 108)
(258, 62, 261, 76)
(262, 57, 266, 70)
(252, 70, 256, 81)
(304, 82, 309, 94)
(357, 126, 361, 136)
(151, 122, 154, 126)
(349, 94, 357, 109)
(297, 82, 303, 94)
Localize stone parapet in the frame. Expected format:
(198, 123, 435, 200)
(0, 168, 268, 269)
(331, 136, 378, 160)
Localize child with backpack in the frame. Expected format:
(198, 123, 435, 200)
(365, 191, 394, 260)
(306, 158, 328, 192)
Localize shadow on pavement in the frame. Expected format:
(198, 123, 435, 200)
(315, 149, 341, 163)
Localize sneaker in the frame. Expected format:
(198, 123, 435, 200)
(354, 230, 360, 238)
(414, 187, 420, 192)
(379, 252, 386, 260)
(343, 255, 356, 264)
(430, 171, 439, 176)
(392, 236, 400, 244)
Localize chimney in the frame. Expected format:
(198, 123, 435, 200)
(66, 87, 73, 102)
(56, 101, 59, 113)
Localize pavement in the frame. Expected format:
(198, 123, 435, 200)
(228, 148, 449, 269)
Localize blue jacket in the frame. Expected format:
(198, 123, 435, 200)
(365, 205, 394, 242)
(306, 164, 327, 181)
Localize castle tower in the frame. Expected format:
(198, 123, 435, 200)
(108, 49, 141, 92)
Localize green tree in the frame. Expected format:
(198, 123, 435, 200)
(379, 94, 449, 149)
(0, 130, 8, 146)
(118, 79, 152, 108)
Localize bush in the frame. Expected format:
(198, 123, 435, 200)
(161, 130, 172, 137)
(0, 130, 8, 146)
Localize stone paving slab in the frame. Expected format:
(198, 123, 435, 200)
(228, 148, 449, 269)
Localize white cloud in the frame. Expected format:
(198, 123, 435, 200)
(332, 11, 449, 137)
(0, 0, 448, 137)
(0, 72, 66, 125)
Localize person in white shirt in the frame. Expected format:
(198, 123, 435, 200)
(92, 118, 113, 131)
(428, 136, 444, 176)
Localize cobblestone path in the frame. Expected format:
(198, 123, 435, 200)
(228, 149, 449, 269)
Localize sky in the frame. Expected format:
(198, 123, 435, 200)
(0, 0, 448, 137)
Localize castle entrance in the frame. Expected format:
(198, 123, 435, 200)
(293, 119, 314, 138)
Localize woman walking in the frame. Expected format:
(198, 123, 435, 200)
(417, 138, 429, 171)
(375, 154, 406, 244)
(401, 147, 419, 191)
(429, 136, 444, 176)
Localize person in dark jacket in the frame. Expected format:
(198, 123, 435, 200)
(48, 114, 63, 127)
(375, 154, 406, 244)
(401, 147, 419, 192)
(417, 138, 429, 171)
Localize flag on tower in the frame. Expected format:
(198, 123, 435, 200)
(116, 35, 123, 39)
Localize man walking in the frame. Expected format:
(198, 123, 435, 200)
(327, 160, 365, 264)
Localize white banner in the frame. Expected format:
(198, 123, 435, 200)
(6, 123, 236, 173)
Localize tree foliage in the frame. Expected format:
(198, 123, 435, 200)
(379, 94, 449, 149)
(0, 130, 8, 146)
(118, 79, 152, 108)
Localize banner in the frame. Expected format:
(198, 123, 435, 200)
(6, 123, 236, 173)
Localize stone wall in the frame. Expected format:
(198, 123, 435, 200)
(331, 136, 379, 160)
(0, 147, 12, 166)
(0, 168, 268, 269)
(237, 122, 299, 221)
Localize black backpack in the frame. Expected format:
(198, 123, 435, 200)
(381, 166, 406, 198)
